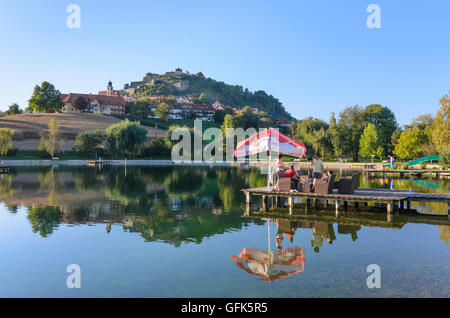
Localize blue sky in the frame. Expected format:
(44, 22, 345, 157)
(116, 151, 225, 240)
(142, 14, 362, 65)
(0, 0, 448, 125)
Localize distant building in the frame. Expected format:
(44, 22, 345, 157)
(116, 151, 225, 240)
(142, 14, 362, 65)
(98, 81, 122, 97)
(276, 118, 291, 127)
(212, 100, 224, 110)
(61, 93, 126, 116)
(165, 102, 214, 121)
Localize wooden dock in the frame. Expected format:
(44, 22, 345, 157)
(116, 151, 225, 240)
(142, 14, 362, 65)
(365, 169, 450, 178)
(86, 160, 112, 167)
(243, 187, 450, 220)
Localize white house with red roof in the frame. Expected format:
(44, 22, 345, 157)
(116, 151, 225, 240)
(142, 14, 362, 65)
(61, 93, 126, 116)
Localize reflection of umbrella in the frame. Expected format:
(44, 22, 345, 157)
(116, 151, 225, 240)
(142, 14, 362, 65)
(232, 246, 305, 281)
(233, 128, 306, 188)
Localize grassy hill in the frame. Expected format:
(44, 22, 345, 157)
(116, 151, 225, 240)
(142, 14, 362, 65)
(127, 71, 292, 118)
(0, 113, 166, 151)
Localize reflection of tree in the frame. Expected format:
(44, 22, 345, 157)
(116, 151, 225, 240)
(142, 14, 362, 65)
(38, 169, 61, 206)
(217, 168, 260, 212)
(124, 210, 261, 247)
(438, 226, 449, 247)
(26, 206, 62, 238)
(164, 168, 204, 199)
(73, 168, 104, 192)
(0, 175, 13, 197)
(104, 167, 148, 205)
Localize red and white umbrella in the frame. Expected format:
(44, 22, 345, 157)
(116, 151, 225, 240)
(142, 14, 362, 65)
(233, 128, 306, 158)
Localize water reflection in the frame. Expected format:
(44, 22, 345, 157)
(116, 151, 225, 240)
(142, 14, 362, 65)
(0, 167, 448, 249)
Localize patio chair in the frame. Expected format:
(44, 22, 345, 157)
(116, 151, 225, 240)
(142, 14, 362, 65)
(297, 175, 312, 193)
(337, 172, 361, 194)
(277, 177, 292, 192)
(314, 174, 336, 194)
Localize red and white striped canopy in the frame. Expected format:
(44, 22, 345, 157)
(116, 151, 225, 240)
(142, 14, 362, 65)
(233, 128, 306, 158)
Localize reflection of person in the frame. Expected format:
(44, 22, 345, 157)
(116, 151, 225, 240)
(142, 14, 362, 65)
(312, 155, 324, 179)
(311, 222, 336, 252)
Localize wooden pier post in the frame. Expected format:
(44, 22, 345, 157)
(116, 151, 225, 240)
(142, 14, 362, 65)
(262, 195, 268, 212)
(354, 202, 359, 209)
(335, 200, 340, 216)
(323, 200, 328, 209)
(313, 199, 318, 208)
(245, 192, 251, 215)
(288, 196, 294, 216)
(407, 200, 411, 210)
(343, 201, 348, 210)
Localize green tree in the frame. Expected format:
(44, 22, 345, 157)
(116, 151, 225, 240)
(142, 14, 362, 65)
(27, 81, 63, 113)
(393, 127, 428, 159)
(359, 123, 383, 159)
(126, 100, 152, 120)
(0, 128, 14, 156)
(106, 119, 147, 157)
(155, 102, 172, 121)
(295, 117, 331, 158)
(4, 103, 23, 115)
(40, 119, 63, 158)
(73, 130, 106, 154)
(430, 92, 450, 153)
(213, 109, 225, 124)
(72, 96, 88, 112)
(335, 105, 366, 161)
(363, 104, 398, 154)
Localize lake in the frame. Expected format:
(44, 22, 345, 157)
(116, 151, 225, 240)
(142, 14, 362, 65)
(0, 166, 448, 297)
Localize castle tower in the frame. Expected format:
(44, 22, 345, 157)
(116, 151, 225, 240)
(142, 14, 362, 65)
(107, 81, 113, 96)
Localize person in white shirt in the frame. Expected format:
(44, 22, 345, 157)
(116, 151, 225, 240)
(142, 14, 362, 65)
(312, 154, 323, 179)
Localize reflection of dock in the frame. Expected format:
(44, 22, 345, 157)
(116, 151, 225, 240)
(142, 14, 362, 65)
(245, 208, 450, 229)
(0, 166, 10, 174)
(243, 187, 450, 221)
(365, 169, 450, 178)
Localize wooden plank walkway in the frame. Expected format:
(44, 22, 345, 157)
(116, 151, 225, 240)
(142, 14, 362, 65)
(242, 187, 450, 218)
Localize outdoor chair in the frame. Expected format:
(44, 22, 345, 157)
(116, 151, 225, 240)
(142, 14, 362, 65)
(297, 175, 312, 193)
(277, 177, 292, 192)
(313, 174, 336, 195)
(337, 172, 361, 194)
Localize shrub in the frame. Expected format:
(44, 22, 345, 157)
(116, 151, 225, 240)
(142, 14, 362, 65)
(105, 119, 147, 158)
(73, 130, 106, 155)
(0, 128, 14, 156)
(439, 151, 450, 167)
(142, 138, 171, 157)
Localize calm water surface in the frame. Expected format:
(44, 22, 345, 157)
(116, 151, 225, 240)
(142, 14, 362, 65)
(0, 166, 448, 297)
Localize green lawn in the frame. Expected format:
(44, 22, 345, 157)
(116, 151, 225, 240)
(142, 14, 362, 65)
(139, 118, 220, 131)
(0, 150, 174, 161)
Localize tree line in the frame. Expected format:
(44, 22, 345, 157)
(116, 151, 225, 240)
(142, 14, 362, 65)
(286, 93, 449, 162)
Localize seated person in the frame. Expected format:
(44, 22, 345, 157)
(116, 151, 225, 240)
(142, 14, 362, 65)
(285, 164, 299, 190)
(312, 171, 333, 191)
(321, 171, 333, 181)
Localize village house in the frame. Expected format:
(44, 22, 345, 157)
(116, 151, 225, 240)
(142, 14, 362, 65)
(61, 82, 127, 116)
(61, 93, 126, 116)
(276, 117, 291, 127)
(212, 100, 224, 110)
(161, 102, 214, 121)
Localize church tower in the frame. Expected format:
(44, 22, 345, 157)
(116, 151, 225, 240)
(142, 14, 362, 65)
(107, 81, 113, 96)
